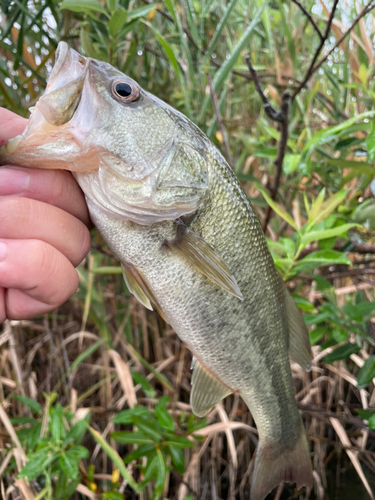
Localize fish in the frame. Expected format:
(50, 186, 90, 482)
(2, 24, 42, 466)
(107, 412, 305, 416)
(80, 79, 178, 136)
(0, 41, 313, 499)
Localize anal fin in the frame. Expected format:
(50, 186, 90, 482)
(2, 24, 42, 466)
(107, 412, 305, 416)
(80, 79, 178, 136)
(190, 359, 232, 417)
(164, 222, 243, 300)
(121, 263, 167, 322)
(285, 291, 312, 371)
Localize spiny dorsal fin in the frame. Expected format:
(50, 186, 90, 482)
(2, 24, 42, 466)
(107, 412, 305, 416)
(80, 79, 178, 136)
(285, 291, 312, 371)
(190, 359, 232, 417)
(164, 223, 243, 300)
(121, 263, 168, 322)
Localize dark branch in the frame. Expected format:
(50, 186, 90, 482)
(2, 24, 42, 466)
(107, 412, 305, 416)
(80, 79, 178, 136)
(245, 56, 283, 122)
(291, 0, 324, 41)
(245, 55, 291, 232)
(292, 0, 340, 100)
(262, 92, 291, 232)
(312, 0, 375, 75)
(207, 73, 233, 168)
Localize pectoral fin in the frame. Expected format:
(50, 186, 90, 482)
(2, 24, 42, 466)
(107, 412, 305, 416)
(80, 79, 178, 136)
(164, 223, 243, 300)
(121, 263, 167, 322)
(190, 359, 232, 417)
(285, 291, 312, 370)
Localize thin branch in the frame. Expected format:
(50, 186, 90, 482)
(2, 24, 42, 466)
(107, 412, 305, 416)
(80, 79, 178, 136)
(292, 0, 340, 100)
(207, 73, 233, 167)
(291, 0, 324, 41)
(245, 56, 283, 122)
(312, 0, 375, 75)
(245, 55, 291, 232)
(262, 92, 291, 232)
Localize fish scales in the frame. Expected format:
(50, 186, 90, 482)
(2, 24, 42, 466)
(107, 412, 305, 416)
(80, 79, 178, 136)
(0, 42, 313, 499)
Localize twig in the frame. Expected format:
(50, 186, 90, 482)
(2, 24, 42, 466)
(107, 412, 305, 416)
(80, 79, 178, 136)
(292, 0, 340, 99)
(324, 268, 375, 280)
(312, 0, 375, 76)
(207, 73, 233, 167)
(261, 92, 291, 232)
(245, 56, 283, 122)
(291, 0, 324, 41)
(246, 56, 291, 232)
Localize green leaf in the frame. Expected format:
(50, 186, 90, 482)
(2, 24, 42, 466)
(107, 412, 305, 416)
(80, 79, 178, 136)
(300, 223, 358, 246)
(102, 492, 124, 500)
(51, 403, 65, 441)
(205, 0, 239, 60)
(59, 453, 79, 479)
(124, 444, 155, 464)
(164, 436, 194, 448)
(326, 158, 375, 176)
(307, 188, 326, 222)
(290, 294, 314, 312)
(60, 0, 108, 15)
(323, 343, 361, 363)
(113, 406, 152, 424)
(126, 344, 174, 391)
(167, 445, 184, 474)
(111, 431, 154, 445)
(12, 395, 41, 414)
(357, 356, 375, 388)
(131, 372, 156, 398)
(145, 22, 192, 117)
(127, 4, 157, 20)
(155, 401, 175, 432)
(198, 0, 270, 120)
(135, 421, 162, 442)
(342, 304, 363, 322)
(297, 250, 351, 266)
(309, 326, 327, 345)
(19, 451, 55, 480)
(66, 445, 89, 460)
(314, 275, 333, 292)
(155, 449, 167, 494)
(366, 120, 375, 159)
(369, 413, 375, 430)
(55, 473, 80, 500)
(302, 110, 375, 151)
(108, 8, 128, 36)
(65, 417, 90, 446)
(87, 425, 140, 492)
(283, 153, 301, 174)
(307, 190, 348, 229)
(259, 188, 298, 230)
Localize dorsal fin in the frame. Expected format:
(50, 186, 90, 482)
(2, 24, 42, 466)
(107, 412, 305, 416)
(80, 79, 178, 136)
(285, 291, 312, 370)
(190, 359, 232, 417)
(164, 222, 243, 300)
(121, 263, 167, 322)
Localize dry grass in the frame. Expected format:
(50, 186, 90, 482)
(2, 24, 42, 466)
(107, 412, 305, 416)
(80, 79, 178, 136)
(0, 253, 375, 500)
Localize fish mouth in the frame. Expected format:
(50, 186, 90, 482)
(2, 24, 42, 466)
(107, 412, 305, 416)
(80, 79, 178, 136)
(0, 42, 98, 171)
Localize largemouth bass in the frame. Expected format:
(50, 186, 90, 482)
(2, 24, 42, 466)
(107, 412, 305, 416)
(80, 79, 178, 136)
(0, 42, 313, 499)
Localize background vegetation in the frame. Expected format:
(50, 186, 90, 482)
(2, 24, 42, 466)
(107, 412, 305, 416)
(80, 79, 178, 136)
(1, 0, 375, 499)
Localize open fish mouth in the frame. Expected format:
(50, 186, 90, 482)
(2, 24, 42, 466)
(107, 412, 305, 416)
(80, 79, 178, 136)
(0, 42, 98, 171)
(36, 42, 91, 126)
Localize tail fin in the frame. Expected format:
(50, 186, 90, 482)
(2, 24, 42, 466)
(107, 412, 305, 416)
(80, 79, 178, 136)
(250, 425, 312, 500)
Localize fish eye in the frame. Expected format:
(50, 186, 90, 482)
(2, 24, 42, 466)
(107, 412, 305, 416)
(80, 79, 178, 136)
(111, 80, 139, 102)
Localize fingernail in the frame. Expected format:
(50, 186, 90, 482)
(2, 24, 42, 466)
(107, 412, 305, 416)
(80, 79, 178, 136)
(0, 168, 30, 195)
(0, 242, 7, 261)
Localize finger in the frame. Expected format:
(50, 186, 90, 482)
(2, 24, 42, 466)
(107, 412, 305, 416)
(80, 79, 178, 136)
(0, 197, 91, 267)
(0, 239, 79, 321)
(0, 108, 27, 145)
(0, 167, 92, 227)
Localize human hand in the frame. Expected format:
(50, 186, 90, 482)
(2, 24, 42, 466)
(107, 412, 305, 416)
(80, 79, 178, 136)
(0, 108, 92, 321)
